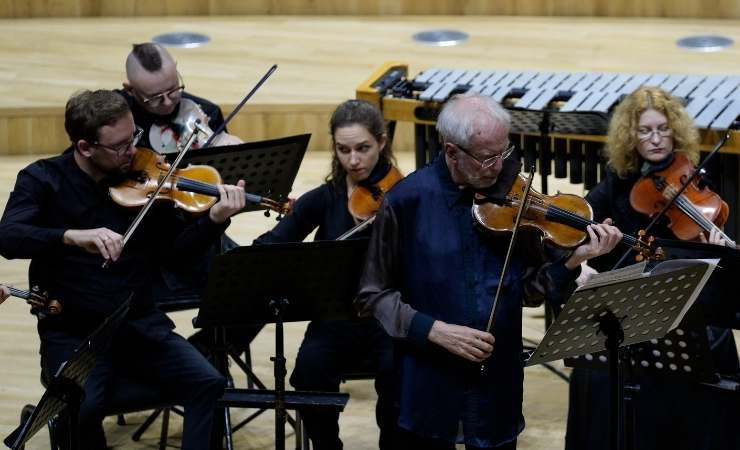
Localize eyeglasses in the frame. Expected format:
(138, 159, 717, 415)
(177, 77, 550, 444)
(93, 126, 143, 155)
(138, 72, 185, 107)
(453, 141, 516, 169)
(637, 126, 672, 142)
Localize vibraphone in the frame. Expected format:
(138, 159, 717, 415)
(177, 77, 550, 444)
(357, 62, 740, 237)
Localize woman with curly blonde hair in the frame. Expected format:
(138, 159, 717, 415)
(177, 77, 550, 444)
(605, 86, 700, 178)
(586, 85, 729, 246)
(566, 86, 738, 450)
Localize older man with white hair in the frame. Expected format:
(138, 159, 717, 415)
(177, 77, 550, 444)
(357, 92, 622, 449)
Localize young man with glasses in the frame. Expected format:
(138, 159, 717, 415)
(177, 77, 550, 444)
(357, 92, 622, 449)
(119, 42, 251, 356)
(118, 42, 242, 154)
(0, 89, 248, 449)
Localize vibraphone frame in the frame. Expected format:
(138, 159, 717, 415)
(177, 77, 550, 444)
(357, 62, 740, 239)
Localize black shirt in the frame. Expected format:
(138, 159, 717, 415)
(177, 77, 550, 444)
(254, 181, 366, 244)
(0, 150, 229, 339)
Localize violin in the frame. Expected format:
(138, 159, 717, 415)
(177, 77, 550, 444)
(4, 285, 62, 315)
(109, 147, 291, 215)
(149, 98, 215, 154)
(630, 152, 736, 247)
(472, 173, 661, 260)
(336, 164, 404, 241)
(347, 165, 404, 221)
(102, 65, 278, 267)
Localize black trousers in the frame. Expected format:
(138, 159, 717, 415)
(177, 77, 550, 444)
(396, 427, 517, 450)
(289, 319, 396, 450)
(41, 327, 226, 450)
(566, 366, 740, 450)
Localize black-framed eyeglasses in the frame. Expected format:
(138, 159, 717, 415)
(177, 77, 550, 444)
(93, 126, 143, 155)
(453, 141, 516, 169)
(138, 72, 185, 107)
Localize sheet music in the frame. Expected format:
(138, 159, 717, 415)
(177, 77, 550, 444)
(576, 261, 647, 291)
(577, 259, 718, 314)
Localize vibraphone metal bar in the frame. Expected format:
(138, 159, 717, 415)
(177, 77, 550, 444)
(356, 62, 740, 237)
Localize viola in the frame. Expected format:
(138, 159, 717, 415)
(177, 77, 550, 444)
(149, 98, 215, 154)
(347, 165, 404, 221)
(630, 152, 735, 247)
(4, 285, 62, 315)
(109, 147, 291, 215)
(335, 164, 404, 241)
(472, 173, 660, 259)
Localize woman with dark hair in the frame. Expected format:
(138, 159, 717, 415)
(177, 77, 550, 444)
(254, 99, 399, 450)
(565, 86, 738, 450)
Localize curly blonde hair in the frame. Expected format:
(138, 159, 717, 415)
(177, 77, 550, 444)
(606, 86, 700, 178)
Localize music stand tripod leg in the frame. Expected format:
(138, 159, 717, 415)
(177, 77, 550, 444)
(211, 326, 234, 450)
(598, 310, 625, 450)
(49, 377, 85, 450)
(269, 298, 289, 450)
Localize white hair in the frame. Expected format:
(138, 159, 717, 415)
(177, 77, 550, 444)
(436, 92, 510, 148)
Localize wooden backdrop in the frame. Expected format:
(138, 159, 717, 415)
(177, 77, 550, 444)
(0, 16, 739, 155)
(2, 0, 739, 18)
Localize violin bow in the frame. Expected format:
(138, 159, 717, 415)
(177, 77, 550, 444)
(481, 168, 535, 374)
(201, 64, 278, 149)
(103, 65, 279, 267)
(611, 131, 731, 269)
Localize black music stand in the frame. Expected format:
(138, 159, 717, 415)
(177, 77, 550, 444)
(175, 133, 310, 214)
(4, 299, 130, 450)
(195, 239, 369, 450)
(653, 238, 740, 329)
(526, 259, 717, 450)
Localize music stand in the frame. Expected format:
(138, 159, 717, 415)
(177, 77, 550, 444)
(653, 238, 740, 329)
(526, 259, 717, 450)
(173, 134, 310, 214)
(4, 299, 131, 450)
(160, 135, 310, 446)
(196, 239, 368, 450)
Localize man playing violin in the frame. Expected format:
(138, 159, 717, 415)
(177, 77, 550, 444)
(0, 89, 247, 449)
(118, 42, 242, 154)
(566, 86, 739, 450)
(357, 92, 622, 449)
(254, 99, 398, 450)
(120, 41, 252, 358)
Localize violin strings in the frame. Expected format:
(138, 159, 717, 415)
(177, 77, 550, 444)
(546, 205, 637, 246)
(508, 195, 640, 246)
(7, 286, 28, 298)
(176, 177, 220, 196)
(663, 185, 715, 233)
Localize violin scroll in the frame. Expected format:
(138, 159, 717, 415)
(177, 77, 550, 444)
(633, 230, 665, 262)
(5, 285, 62, 316)
(258, 196, 294, 219)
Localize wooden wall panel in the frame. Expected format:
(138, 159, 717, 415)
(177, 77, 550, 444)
(0, 113, 68, 155)
(2, 0, 739, 18)
(0, 108, 416, 156)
